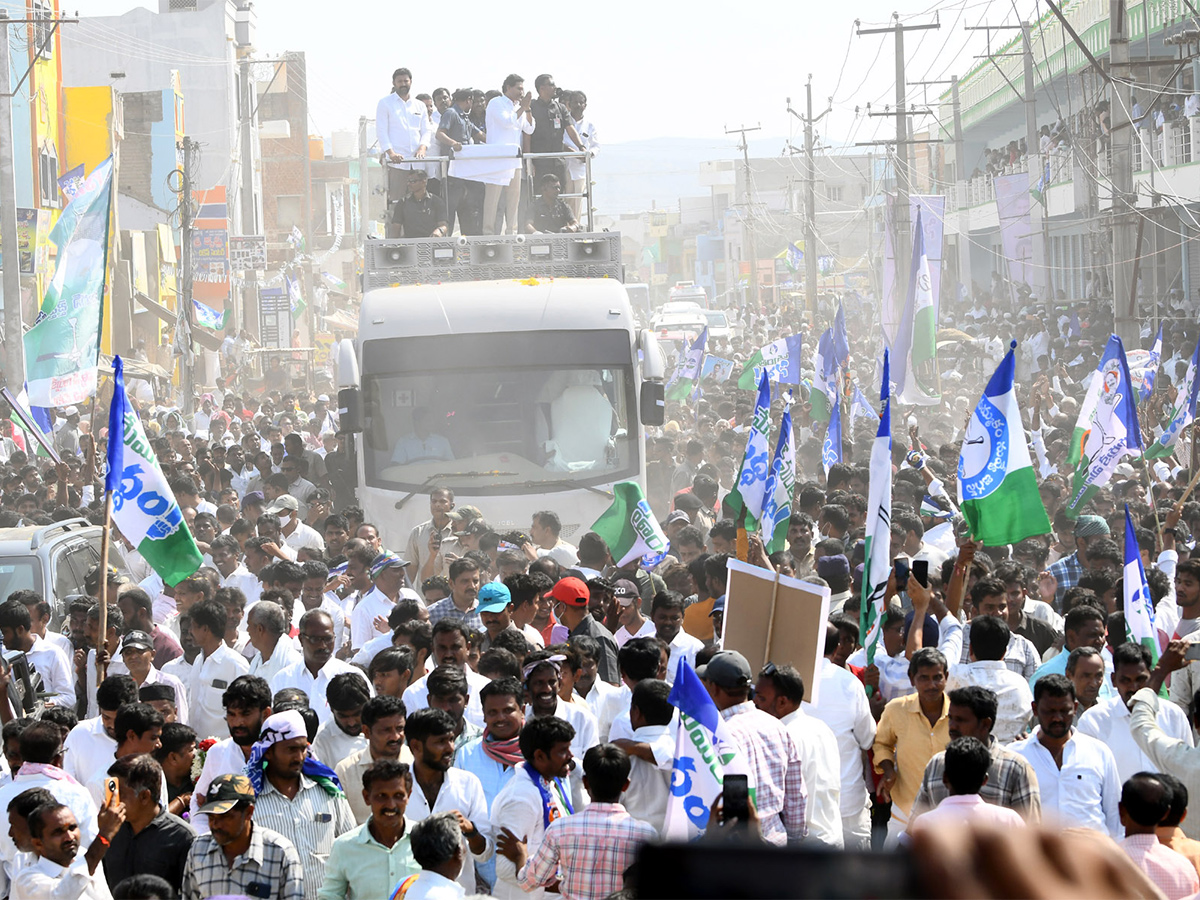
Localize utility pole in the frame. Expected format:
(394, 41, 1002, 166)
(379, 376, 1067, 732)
(358, 115, 370, 251)
(1021, 22, 1052, 314)
(180, 136, 196, 417)
(0, 12, 21, 388)
(238, 54, 258, 339)
(787, 81, 831, 325)
(1110, 0, 1139, 344)
(857, 15, 941, 345)
(726, 123, 761, 309)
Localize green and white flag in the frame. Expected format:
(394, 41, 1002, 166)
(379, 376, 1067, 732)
(723, 371, 772, 531)
(762, 405, 795, 554)
(891, 207, 940, 407)
(107, 356, 203, 586)
(736, 334, 801, 390)
(861, 350, 892, 670)
(1146, 337, 1200, 460)
(666, 327, 707, 401)
(957, 342, 1051, 545)
(1123, 505, 1160, 666)
(23, 158, 114, 407)
(591, 481, 670, 568)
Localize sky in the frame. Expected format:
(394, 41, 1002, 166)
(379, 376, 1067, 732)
(56, 0, 1041, 151)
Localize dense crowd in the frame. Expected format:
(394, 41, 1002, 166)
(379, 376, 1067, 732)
(4, 262, 1200, 899)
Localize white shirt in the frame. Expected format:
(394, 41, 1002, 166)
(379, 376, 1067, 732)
(40, 629, 74, 661)
(578, 680, 625, 741)
(188, 736, 252, 833)
(12, 854, 112, 900)
(947, 661, 1033, 743)
(351, 631, 396, 668)
(311, 719, 367, 768)
(376, 91, 433, 158)
(1077, 693, 1195, 784)
(249, 633, 303, 684)
(220, 565, 261, 613)
(536, 540, 578, 568)
(187, 643, 251, 741)
(781, 707, 844, 848)
(485, 94, 536, 148)
(84, 653, 129, 720)
(619, 723, 673, 835)
(909, 793, 1026, 834)
(0, 766, 100, 891)
(270, 658, 372, 724)
(664, 630, 705, 685)
(63, 716, 118, 788)
(23, 635, 75, 710)
(564, 114, 599, 181)
(283, 520, 325, 554)
(525, 699, 598, 763)
(806, 658, 876, 817)
(405, 667, 490, 728)
(406, 767, 492, 895)
(614, 619, 655, 648)
(489, 762, 570, 900)
(350, 587, 395, 650)
(1011, 729, 1122, 836)
(403, 870, 466, 900)
(139, 665, 191, 726)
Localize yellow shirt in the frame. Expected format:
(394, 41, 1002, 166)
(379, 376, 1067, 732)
(873, 691, 951, 821)
(682, 596, 716, 642)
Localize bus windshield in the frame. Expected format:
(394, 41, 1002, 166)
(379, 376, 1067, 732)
(361, 332, 639, 494)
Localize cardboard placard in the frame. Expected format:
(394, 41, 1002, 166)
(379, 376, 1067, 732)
(721, 559, 831, 705)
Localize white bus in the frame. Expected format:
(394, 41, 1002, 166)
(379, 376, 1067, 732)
(337, 235, 666, 549)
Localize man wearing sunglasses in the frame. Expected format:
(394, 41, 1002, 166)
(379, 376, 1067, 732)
(270, 609, 373, 725)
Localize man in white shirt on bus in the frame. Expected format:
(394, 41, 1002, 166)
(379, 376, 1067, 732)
(376, 66, 432, 237)
(483, 74, 535, 234)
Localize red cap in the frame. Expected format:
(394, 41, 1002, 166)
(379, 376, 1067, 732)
(548, 576, 590, 607)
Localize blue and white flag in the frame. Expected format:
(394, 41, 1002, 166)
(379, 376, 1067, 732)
(762, 404, 796, 554)
(1132, 325, 1163, 402)
(667, 327, 707, 401)
(57, 164, 86, 203)
(810, 329, 837, 421)
(785, 241, 803, 272)
(192, 299, 229, 331)
(849, 384, 881, 427)
(286, 274, 306, 315)
(1147, 336, 1200, 459)
(664, 660, 749, 841)
(1123, 505, 1160, 663)
(833, 301, 850, 369)
(723, 371, 772, 529)
(737, 334, 802, 389)
(822, 394, 842, 477)
(861, 350, 892, 670)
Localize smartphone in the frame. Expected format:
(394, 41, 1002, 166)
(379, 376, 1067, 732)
(912, 559, 929, 588)
(1185, 644, 1200, 661)
(893, 558, 910, 587)
(104, 777, 119, 806)
(722, 774, 749, 826)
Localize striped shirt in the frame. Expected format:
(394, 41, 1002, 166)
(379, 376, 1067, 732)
(250, 776, 357, 900)
(719, 701, 808, 844)
(521, 802, 657, 900)
(181, 823, 304, 900)
(909, 735, 1042, 824)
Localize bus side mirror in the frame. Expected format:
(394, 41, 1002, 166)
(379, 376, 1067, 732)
(337, 387, 363, 435)
(640, 381, 664, 427)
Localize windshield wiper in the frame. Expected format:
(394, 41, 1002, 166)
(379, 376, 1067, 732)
(511, 479, 616, 499)
(393, 471, 518, 510)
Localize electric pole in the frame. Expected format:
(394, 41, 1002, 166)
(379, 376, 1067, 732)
(239, 54, 258, 339)
(180, 136, 197, 417)
(0, 12, 21, 388)
(1110, 0, 1138, 344)
(912, 76, 971, 294)
(787, 81, 831, 324)
(857, 15, 941, 346)
(726, 123, 761, 309)
(358, 115, 370, 251)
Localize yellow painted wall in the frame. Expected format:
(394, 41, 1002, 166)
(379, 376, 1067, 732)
(62, 86, 116, 176)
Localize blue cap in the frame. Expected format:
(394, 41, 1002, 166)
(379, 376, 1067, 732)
(477, 582, 512, 614)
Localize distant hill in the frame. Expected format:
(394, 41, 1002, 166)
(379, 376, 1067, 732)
(591, 135, 789, 215)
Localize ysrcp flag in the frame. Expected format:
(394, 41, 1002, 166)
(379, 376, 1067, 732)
(1066, 335, 1142, 518)
(192, 299, 229, 331)
(861, 350, 892, 670)
(1123, 505, 1159, 664)
(1146, 336, 1200, 459)
(591, 481, 670, 568)
(891, 207, 940, 407)
(23, 158, 114, 406)
(664, 660, 748, 841)
(822, 393, 842, 477)
(1129, 325, 1163, 402)
(107, 357, 203, 586)
(667, 327, 708, 401)
(762, 404, 796, 554)
(957, 342, 1051, 545)
(724, 371, 772, 529)
(737, 334, 802, 389)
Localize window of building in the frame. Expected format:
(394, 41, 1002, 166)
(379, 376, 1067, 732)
(275, 196, 304, 233)
(39, 147, 59, 209)
(167, 0, 199, 11)
(826, 185, 843, 202)
(30, 2, 53, 59)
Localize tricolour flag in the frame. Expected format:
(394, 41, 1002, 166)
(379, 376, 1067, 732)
(736, 334, 802, 390)
(192, 299, 230, 331)
(822, 394, 842, 477)
(591, 481, 670, 568)
(723, 371, 772, 530)
(957, 342, 1051, 545)
(23, 158, 114, 406)
(891, 207, 940, 407)
(664, 660, 749, 841)
(1065, 334, 1142, 517)
(762, 404, 795, 555)
(667, 327, 708, 401)
(1146, 336, 1200, 459)
(107, 356, 203, 586)
(1123, 504, 1160, 664)
(860, 349, 892, 669)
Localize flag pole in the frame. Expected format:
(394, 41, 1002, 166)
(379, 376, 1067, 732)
(762, 570, 781, 665)
(1139, 458, 1165, 545)
(1178, 463, 1200, 506)
(96, 489, 112, 684)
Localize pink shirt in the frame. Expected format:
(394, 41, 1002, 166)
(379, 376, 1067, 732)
(910, 793, 1026, 833)
(1122, 833, 1200, 900)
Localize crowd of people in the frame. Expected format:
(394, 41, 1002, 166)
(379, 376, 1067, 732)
(376, 68, 598, 239)
(4, 262, 1200, 899)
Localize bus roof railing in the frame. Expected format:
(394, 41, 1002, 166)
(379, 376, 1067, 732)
(363, 232, 623, 290)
